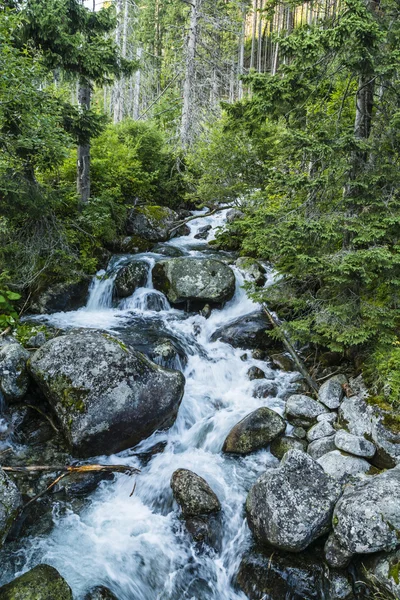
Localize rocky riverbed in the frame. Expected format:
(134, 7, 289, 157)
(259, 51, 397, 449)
(0, 207, 399, 599)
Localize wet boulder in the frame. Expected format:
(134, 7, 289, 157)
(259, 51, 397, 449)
(210, 311, 273, 350)
(151, 244, 185, 257)
(317, 450, 371, 481)
(29, 277, 91, 314)
(332, 466, 400, 555)
(170, 469, 220, 516)
(126, 205, 179, 244)
(246, 450, 342, 552)
(194, 224, 212, 240)
(235, 257, 266, 286)
(84, 586, 119, 600)
(0, 468, 22, 546)
(0, 343, 30, 402)
(270, 435, 307, 460)
(223, 407, 285, 455)
(237, 547, 354, 600)
(334, 429, 375, 458)
(153, 258, 235, 305)
(285, 394, 329, 427)
(114, 260, 150, 298)
(0, 564, 72, 600)
(247, 366, 265, 381)
(28, 330, 185, 457)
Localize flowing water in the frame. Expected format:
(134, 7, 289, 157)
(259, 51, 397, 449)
(1, 210, 299, 599)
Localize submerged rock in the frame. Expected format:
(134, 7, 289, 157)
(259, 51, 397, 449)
(246, 450, 341, 552)
(114, 260, 150, 298)
(0, 468, 22, 546)
(0, 564, 72, 600)
(210, 311, 273, 350)
(332, 466, 400, 555)
(171, 469, 220, 516)
(28, 330, 185, 457)
(285, 394, 329, 427)
(237, 546, 354, 600)
(0, 343, 30, 402)
(153, 257, 235, 306)
(223, 407, 285, 455)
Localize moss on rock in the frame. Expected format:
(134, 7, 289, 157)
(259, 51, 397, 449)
(0, 564, 72, 600)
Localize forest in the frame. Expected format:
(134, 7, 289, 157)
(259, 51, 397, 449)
(0, 0, 400, 599)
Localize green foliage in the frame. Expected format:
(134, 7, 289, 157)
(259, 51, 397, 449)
(0, 273, 21, 329)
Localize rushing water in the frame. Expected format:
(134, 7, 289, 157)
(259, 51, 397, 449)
(2, 210, 299, 599)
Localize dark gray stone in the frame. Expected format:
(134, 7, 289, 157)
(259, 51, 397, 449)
(0, 468, 22, 547)
(171, 469, 220, 516)
(114, 261, 150, 298)
(318, 375, 346, 409)
(308, 434, 336, 460)
(0, 343, 30, 402)
(247, 366, 265, 381)
(270, 435, 307, 460)
(223, 407, 285, 455)
(30, 278, 91, 314)
(285, 394, 329, 427)
(28, 330, 185, 457)
(84, 586, 119, 600)
(210, 311, 273, 350)
(126, 205, 179, 241)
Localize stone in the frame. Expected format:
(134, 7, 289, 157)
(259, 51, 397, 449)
(292, 426, 307, 440)
(223, 407, 285, 455)
(194, 224, 212, 240)
(28, 330, 185, 457)
(271, 352, 296, 372)
(270, 435, 307, 460)
(170, 469, 220, 516)
(329, 572, 354, 600)
(0, 468, 22, 547)
(0, 564, 72, 600)
(325, 533, 354, 569)
(84, 586, 119, 600)
(332, 466, 400, 555)
(30, 277, 91, 314)
(247, 366, 265, 380)
(235, 257, 266, 286)
(153, 258, 235, 305)
(307, 434, 336, 460)
(361, 549, 400, 599)
(246, 450, 341, 552)
(307, 420, 336, 442)
(252, 380, 279, 398)
(151, 244, 185, 257)
(317, 412, 337, 423)
(226, 208, 244, 223)
(210, 311, 273, 350)
(26, 331, 47, 348)
(149, 338, 187, 370)
(285, 394, 329, 427)
(317, 451, 371, 481)
(318, 375, 346, 409)
(200, 304, 211, 319)
(334, 429, 376, 458)
(114, 260, 150, 298)
(0, 343, 30, 402)
(126, 205, 179, 242)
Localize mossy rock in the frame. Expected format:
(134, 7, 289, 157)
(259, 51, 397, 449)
(0, 564, 72, 600)
(126, 205, 179, 242)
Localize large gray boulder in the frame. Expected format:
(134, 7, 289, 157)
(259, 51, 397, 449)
(246, 450, 341, 552)
(222, 407, 285, 455)
(334, 429, 375, 458)
(285, 394, 329, 427)
(30, 277, 91, 314)
(318, 375, 346, 409)
(0, 468, 22, 546)
(210, 311, 273, 349)
(28, 330, 185, 457)
(114, 260, 150, 298)
(0, 564, 72, 600)
(153, 258, 235, 305)
(317, 450, 371, 481)
(332, 466, 400, 555)
(126, 205, 179, 242)
(171, 469, 220, 516)
(0, 343, 30, 402)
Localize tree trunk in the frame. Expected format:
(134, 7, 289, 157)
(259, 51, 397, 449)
(180, 0, 200, 148)
(113, 0, 123, 124)
(250, 0, 258, 70)
(133, 47, 143, 119)
(77, 81, 91, 207)
(238, 3, 246, 99)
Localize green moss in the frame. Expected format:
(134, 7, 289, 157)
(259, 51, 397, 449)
(0, 564, 72, 599)
(366, 396, 393, 412)
(333, 515, 339, 526)
(15, 323, 49, 347)
(102, 333, 128, 353)
(389, 560, 400, 585)
(129, 235, 152, 252)
(139, 205, 170, 222)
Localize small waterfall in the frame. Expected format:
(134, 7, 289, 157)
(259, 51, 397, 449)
(85, 270, 115, 311)
(120, 289, 170, 312)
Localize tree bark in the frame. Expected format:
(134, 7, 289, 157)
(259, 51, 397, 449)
(180, 0, 200, 148)
(77, 81, 91, 207)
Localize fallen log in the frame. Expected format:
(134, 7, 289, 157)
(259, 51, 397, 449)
(262, 305, 319, 395)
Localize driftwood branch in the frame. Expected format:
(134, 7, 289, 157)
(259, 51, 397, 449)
(168, 204, 235, 235)
(0, 327, 11, 337)
(263, 305, 319, 394)
(3, 464, 140, 510)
